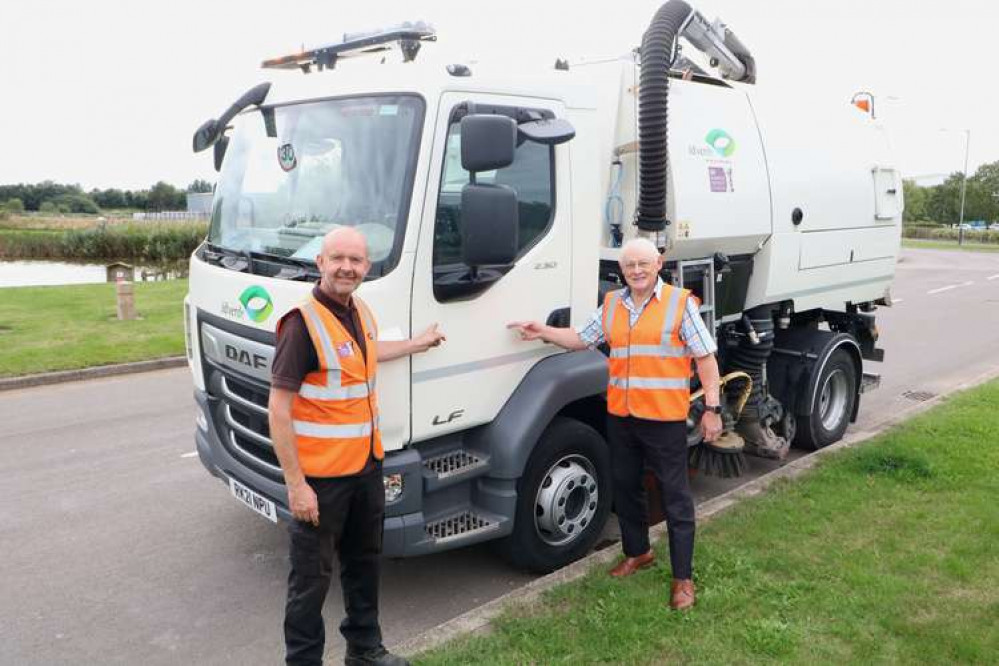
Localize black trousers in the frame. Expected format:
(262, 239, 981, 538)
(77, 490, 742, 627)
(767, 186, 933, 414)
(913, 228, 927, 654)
(285, 467, 385, 666)
(607, 415, 695, 580)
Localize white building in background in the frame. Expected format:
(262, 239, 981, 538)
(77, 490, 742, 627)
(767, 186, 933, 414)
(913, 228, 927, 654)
(186, 192, 213, 215)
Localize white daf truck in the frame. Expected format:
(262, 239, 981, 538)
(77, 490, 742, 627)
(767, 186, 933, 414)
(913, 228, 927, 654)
(186, 2, 899, 572)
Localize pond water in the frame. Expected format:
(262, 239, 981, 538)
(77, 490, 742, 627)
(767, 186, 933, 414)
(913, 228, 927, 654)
(0, 260, 187, 288)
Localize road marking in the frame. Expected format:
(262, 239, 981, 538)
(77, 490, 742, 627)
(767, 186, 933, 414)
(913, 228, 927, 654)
(892, 298, 904, 304)
(181, 451, 198, 458)
(927, 281, 973, 295)
(988, 274, 999, 281)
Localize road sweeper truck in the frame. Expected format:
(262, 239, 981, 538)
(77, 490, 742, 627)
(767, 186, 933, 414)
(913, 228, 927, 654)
(186, 2, 899, 572)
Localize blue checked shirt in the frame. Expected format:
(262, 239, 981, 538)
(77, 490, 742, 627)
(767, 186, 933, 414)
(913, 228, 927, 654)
(576, 278, 717, 357)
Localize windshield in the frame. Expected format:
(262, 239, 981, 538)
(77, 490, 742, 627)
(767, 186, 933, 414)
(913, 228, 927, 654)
(209, 95, 424, 276)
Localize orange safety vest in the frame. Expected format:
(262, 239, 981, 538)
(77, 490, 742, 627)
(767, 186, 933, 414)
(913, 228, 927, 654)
(602, 284, 692, 421)
(278, 294, 382, 477)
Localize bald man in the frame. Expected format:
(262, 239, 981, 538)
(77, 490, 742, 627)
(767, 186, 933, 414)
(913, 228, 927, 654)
(509, 238, 721, 611)
(270, 228, 444, 666)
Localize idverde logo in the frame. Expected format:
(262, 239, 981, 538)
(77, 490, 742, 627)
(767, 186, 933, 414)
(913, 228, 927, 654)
(705, 129, 736, 158)
(239, 285, 274, 323)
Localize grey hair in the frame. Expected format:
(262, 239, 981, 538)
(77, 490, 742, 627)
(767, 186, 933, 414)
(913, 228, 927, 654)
(619, 237, 661, 263)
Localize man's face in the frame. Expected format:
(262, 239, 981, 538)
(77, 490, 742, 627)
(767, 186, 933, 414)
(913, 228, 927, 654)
(620, 249, 662, 294)
(316, 234, 370, 299)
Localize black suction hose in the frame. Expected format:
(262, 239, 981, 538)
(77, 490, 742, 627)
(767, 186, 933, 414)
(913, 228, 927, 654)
(725, 306, 775, 420)
(636, 0, 693, 232)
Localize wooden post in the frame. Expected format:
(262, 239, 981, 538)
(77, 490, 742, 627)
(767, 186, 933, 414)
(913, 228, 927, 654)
(116, 277, 136, 320)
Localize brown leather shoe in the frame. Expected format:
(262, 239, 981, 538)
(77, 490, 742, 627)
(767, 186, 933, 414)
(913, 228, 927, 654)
(608, 550, 655, 578)
(669, 578, 696, 611)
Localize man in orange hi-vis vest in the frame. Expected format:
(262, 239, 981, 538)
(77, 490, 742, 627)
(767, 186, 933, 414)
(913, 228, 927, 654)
(270, 227, 445, 666)
(508, 237, 722, 611)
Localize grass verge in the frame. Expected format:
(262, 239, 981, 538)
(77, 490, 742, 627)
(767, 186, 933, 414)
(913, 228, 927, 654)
(0, 280, 188, 377)
(902, 238, 999, 252)
(418, 380, 999, 665)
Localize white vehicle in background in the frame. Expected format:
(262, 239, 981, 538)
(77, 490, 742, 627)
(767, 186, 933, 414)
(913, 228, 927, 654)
(186, 1, 899, 573)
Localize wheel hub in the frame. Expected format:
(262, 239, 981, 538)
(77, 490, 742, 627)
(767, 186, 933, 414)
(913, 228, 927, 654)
(819, 368, 850, 431)
(534, 455, 599, 547)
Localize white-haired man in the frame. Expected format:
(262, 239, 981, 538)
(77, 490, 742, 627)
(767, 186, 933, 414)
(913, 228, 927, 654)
(509, 237, 722, 611)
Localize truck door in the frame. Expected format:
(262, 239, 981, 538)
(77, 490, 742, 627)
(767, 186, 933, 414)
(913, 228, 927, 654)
(409, 93, 572, 442)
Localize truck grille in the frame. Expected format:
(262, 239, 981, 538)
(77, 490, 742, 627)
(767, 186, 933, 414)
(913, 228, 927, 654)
(198, 315, 281, 477)
(217, 373, 281, 474)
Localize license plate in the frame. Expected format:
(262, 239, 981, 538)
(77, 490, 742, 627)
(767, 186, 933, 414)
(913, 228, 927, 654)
(229, 478, 278, 523)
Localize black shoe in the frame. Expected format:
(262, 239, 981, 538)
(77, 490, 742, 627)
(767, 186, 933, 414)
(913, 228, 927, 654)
(344, 644, 410, 666)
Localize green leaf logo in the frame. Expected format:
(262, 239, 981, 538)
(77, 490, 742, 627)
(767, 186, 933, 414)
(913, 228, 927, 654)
(239, 285, 274, 323)
(705, 129, 736, 158)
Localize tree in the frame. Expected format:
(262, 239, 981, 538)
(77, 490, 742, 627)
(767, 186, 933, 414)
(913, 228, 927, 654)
(902, 180, 928, 223)
(147, 181, 185, 212)
(187, 179, 214, 193)
(925, 173, 964, 226)
(90, 188, 127, 209)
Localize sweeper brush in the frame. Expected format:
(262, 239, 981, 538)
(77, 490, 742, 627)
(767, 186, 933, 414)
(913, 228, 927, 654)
(688, 372, 753, 477)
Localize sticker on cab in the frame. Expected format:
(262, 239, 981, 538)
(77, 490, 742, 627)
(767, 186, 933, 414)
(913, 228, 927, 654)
(277, 143, 297, 172)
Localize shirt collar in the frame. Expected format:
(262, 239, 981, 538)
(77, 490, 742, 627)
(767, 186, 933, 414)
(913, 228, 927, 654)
(623, 277, 664, 305)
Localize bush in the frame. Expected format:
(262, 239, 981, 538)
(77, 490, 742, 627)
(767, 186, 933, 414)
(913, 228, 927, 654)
(903, 226, 999, 244)
(4, 198, 25, 214)
(51, 194, 100, 215)
(38, 201, 58, 214)
(0, 222, 207, 261)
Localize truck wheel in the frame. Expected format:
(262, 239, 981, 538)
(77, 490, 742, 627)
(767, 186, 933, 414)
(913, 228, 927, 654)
(795, 348, 857, 450)
(502, 417, 612, 573)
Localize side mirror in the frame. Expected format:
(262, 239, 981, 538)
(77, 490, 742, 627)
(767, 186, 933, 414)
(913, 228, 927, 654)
(192, 82, 271, 153)
(518, 118, 575, 145)
(461, 184, 518, 266)
(193, 119, 218, 153)
(460, 115, 516, 171)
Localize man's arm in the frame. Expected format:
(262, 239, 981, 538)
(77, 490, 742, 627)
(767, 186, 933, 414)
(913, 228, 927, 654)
(268, 387, 319, 526)
(506, 321, 590, 350)
(694, 353, 723, 442)
(377, 323, 446, 362)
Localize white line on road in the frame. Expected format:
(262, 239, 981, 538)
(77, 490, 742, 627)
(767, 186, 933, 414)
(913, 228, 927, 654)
(892, 298, 904, 304)
(988, 274, 999, 281)
(928, 285, 956, 294)
(181, 451, 198, 458)
(927, 281, 974, 295)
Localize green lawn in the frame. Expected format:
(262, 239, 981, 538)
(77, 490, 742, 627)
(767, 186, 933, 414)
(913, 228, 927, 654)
(0, 280, 188, 377)
(419, 381, 999, 665)
(903, 238, 999, 252)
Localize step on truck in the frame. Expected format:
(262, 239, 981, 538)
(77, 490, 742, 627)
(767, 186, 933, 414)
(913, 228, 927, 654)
(186, 2, 898, 573)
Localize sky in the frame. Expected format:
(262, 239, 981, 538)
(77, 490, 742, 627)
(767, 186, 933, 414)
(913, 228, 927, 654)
(1, 0, 996, 190)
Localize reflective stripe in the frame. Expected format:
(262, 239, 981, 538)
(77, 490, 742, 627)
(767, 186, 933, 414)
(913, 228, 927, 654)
(660, 287, 684, 346)
(608, 376, 690, 390)
(293, 420, 373, 438)
(603, 291, 620, 339)
(299, 377, 370, 400)
(609, 344, 687, 359)
(356, 300, 376, 338)
(301, 303, 341, 370)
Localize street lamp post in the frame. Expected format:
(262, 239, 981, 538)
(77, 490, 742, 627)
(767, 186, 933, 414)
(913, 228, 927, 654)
(957, 129, 971, 246)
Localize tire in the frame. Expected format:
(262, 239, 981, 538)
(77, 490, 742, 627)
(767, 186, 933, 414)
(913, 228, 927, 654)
(501, 417, 612, 573)
(794, 348, 857, 450)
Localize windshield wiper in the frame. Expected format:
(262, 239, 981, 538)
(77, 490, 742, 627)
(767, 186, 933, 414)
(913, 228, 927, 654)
(204, 242, 254, 273)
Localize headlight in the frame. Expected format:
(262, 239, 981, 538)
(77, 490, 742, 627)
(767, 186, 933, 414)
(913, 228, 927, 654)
(383, 473, 404, 504)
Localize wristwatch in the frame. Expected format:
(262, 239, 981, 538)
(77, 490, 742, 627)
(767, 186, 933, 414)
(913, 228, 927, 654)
(704, 404, 722, 415)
